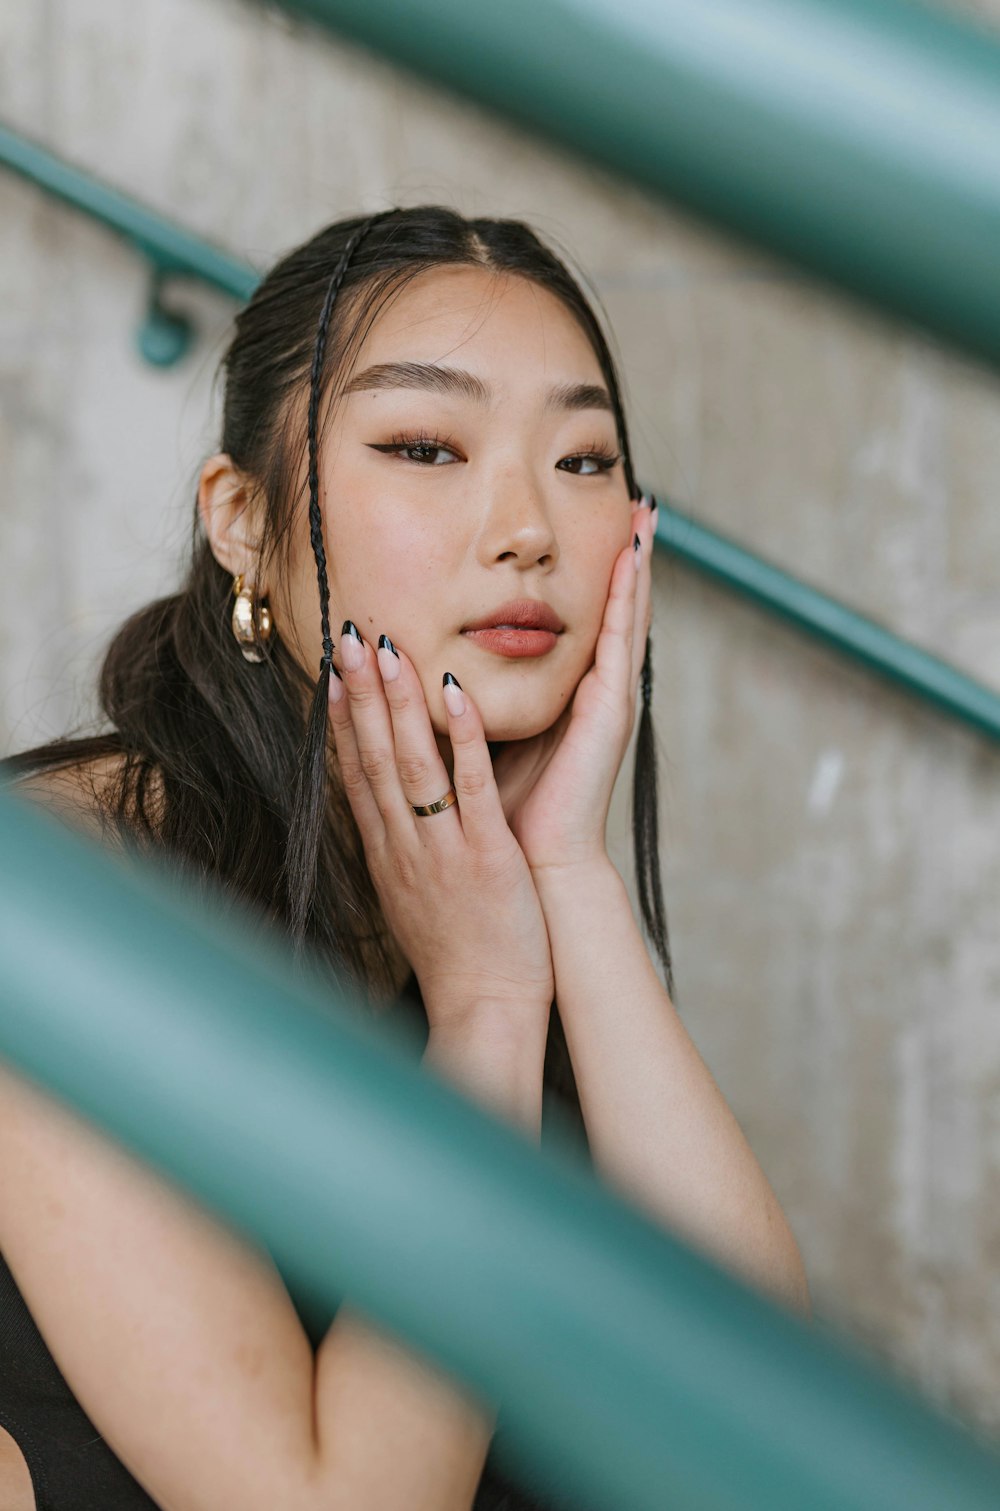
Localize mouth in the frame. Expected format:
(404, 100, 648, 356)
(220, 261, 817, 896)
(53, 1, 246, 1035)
(460, 599, 564, 659)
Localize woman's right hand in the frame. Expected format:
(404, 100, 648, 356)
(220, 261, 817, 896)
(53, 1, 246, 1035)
(328, 624, 554, 1033)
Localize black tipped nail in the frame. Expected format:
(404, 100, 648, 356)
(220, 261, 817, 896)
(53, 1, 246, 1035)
(443, 672, 462, 689)
(649, 493, 658, 512)
(342, 620, 362, 640)
(633, 532, 641, 551)
(331, 662, 343, 681)
(377, 633, 398, 656)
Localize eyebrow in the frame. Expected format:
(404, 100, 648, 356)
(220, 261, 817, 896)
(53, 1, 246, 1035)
(340, 361, 614, 414)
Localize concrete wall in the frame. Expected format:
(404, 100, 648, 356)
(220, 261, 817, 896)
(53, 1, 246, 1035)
(3, 0, 999, 1433)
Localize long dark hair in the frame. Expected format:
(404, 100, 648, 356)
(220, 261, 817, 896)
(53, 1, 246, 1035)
(1, 205, 672, 1131)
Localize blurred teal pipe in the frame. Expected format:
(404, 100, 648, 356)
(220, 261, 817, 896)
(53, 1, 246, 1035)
(2, 786, 1000, 1510)
(656, 501, 1000, 742)
(274, 0, 1000, 369)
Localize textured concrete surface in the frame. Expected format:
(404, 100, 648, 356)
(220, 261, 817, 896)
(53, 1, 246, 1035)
(2, 0, 999, 1433)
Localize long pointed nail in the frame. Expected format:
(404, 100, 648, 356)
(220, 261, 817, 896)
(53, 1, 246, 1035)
(340, 620, 364, 671)
(377, 634, 401, 682)
(442, 672, 465, 716)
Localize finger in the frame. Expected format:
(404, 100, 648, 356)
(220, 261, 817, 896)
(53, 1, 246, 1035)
(439, 673, 511, 851)
(592, 530, 640, 687)
(334, 620, 412, 830)
(327, 661, 386, 846)
(375, 634, 459, 818)
(630, 498, 656, 690)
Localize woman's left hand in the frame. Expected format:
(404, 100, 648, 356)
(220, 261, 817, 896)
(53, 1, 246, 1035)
(493, 494, 656, 875)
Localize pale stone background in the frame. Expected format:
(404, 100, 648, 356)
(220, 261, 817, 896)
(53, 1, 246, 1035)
(2, 0, 999, 1436)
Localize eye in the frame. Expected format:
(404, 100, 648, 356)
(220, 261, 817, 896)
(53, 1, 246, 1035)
(558, 447, 622, 476)
(365, 432, 622, 473)
(367, 432, 461, 466)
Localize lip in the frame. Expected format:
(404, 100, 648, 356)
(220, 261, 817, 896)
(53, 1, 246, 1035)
(460, 599, 564, 660)
(460, 599, 565, 634)
(462, 626, 559, 658)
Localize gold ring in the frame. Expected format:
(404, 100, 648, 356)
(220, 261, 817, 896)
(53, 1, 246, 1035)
(411, 786, 457, 817)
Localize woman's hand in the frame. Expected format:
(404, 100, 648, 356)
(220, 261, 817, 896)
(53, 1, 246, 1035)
(493, 494, 656, 876)
(328, 625, 554, 1030)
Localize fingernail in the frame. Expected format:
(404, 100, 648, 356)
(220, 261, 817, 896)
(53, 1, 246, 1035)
(633, 532, 642, 570)
(649, 493, 659, 525)
(377, 634, 400, 682)
(639, 491, 653, 509)
(328, 662, 345, 703)
(340, 620, 364, 671)
(442, 671, 465, 717)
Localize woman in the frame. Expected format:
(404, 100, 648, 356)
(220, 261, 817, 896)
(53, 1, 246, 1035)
(0, 205, 810, 1511)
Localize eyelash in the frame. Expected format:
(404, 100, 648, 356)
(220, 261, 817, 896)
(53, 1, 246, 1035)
(368, 430, 622, 475)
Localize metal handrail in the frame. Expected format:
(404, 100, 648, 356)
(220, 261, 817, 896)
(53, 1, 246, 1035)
(656, 504, 1000, 742)
(275, 0, 1000, 370)
(2, 787, 999, 1510)
(1, 121, 997, 742)
(0, 121, 255, 364)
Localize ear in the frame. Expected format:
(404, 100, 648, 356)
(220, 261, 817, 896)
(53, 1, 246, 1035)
(197, 453, 267, 583)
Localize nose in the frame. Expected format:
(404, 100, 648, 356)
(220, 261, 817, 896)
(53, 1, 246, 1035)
(476, 467, 559, 571)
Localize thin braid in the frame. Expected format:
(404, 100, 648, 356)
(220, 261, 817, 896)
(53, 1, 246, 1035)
(622, 452, 674, 995)
(306, 212, 391, 667)
(635, 633, 673, 997)
(284, 209, 393, 942)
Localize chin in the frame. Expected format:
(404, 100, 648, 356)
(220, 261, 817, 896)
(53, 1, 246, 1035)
(479, 695, 567, 743)
(484, 715, 553, 742)
(426, 663, 577, 743)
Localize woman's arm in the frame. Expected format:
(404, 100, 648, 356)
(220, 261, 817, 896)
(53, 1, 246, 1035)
(496, 501, 810, 1316)
(535, 861, 811, 1315)
(315, 1007, 547, 1505)
(0, 1002, 546, 1511)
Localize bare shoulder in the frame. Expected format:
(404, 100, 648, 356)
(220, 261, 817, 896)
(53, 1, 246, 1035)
(9, 750, 162, 845)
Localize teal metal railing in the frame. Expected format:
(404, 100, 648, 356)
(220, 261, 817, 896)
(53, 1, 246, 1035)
(655, 506, 1000, 742)
(3, 787, 999, 1511)
(276, 0, 1000, 370)
(2, 119, 998, 743)
(0, 121, 255, 364)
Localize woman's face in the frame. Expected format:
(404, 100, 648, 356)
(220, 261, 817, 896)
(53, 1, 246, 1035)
(278, 264, 632, 742)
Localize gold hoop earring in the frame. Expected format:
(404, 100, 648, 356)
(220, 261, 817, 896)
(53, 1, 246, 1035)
(231, 573, 273, 663)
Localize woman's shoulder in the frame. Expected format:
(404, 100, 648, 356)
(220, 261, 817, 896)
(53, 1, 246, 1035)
(6, 742, 162, 846)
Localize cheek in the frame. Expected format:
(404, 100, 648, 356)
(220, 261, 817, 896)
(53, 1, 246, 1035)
(271, 541, 327, 670)
(575, 524, 627, 634)
(327, 507, 448, 641)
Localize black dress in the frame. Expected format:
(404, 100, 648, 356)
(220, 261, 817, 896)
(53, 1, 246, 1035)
(0, 975, 585, 1510)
